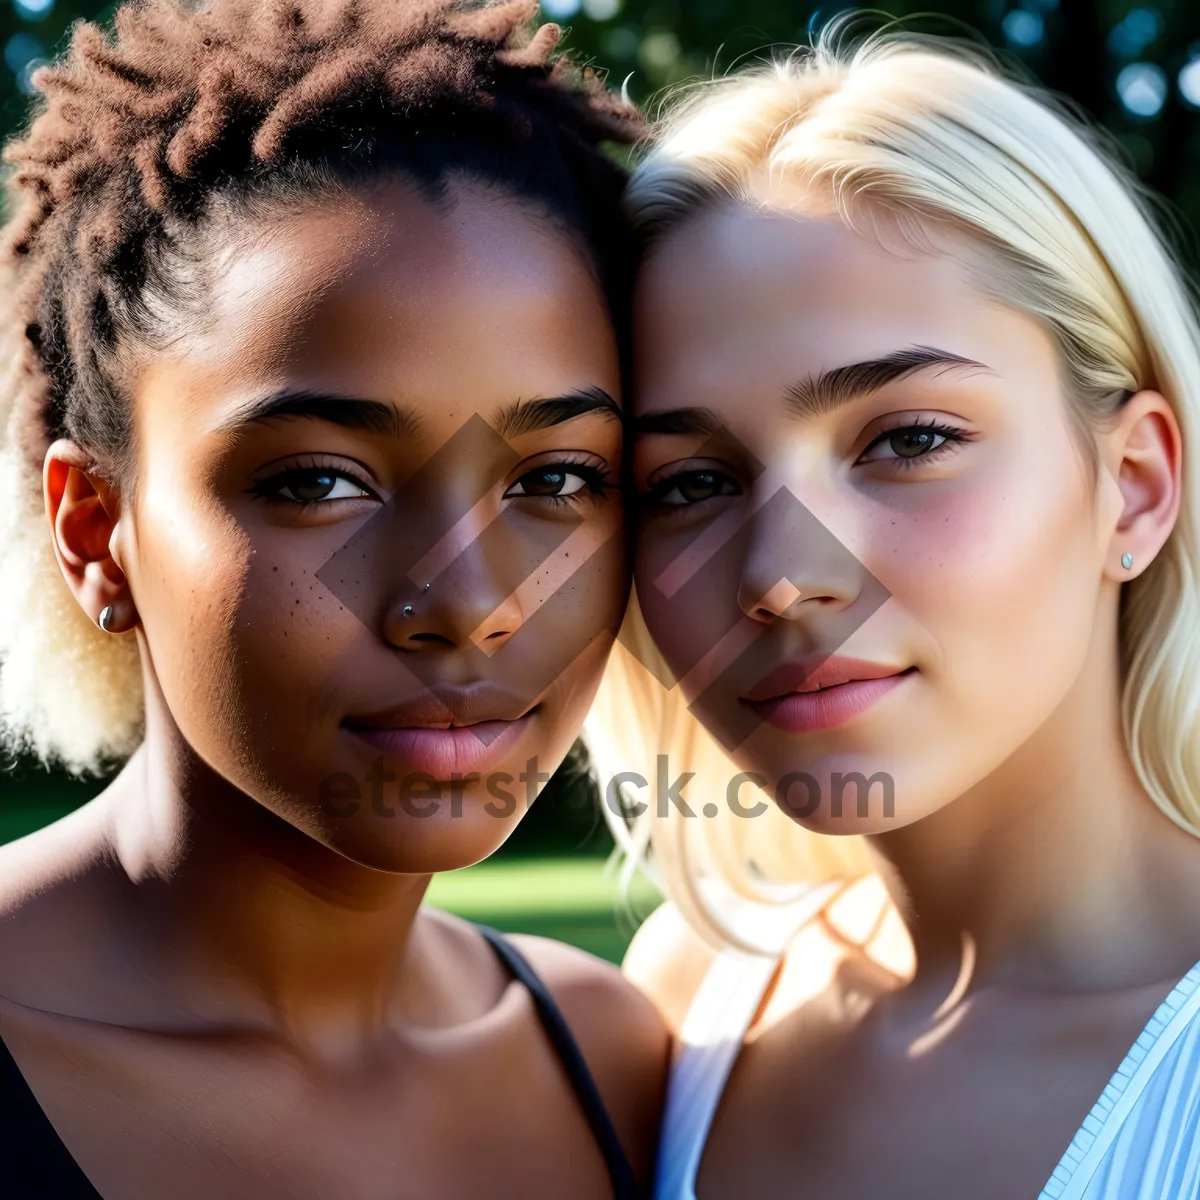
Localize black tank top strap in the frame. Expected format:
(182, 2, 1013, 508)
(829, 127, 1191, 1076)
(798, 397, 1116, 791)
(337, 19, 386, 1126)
(478, 925, 641, 1200)
(0, 935, 642, 1200)
(0, 1033, 104, 1198)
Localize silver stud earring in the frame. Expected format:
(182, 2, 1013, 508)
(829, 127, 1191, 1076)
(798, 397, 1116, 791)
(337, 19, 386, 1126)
(402, 605, 416, 618)
(98, 606, 116, 633)
(1122, 552, 1134, 570)
(424, 583, 432, 592)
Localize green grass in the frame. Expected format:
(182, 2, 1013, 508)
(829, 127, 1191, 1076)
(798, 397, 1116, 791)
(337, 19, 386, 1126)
(0, 793, 662, 965)
(427, 856, 662, 964)
(0, 797, 86, 849)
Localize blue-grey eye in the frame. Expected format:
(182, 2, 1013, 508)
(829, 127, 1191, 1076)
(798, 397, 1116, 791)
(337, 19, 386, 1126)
(887, 428, 945, 459)
(652, 469, 740, 506)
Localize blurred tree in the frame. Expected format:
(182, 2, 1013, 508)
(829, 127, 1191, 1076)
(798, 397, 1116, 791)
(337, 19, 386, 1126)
(540, 0, 1200, 259)
(2, 1, 1199, 230)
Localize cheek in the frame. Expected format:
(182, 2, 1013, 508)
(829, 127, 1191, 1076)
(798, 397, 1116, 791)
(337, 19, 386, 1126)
(129, 471, 357, 771)
(505, 529, 631, 712)
(534, 630, 618, 748)
(878, 434, 1102, 723)
(634, 509, 746, 689)
(129, 477, 252, 730)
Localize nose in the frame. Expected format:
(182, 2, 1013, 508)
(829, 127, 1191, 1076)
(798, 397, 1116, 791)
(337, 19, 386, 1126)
(382, 501, 526, 654)
(383, 575, 524, 653)
(737, 481, 864, 624)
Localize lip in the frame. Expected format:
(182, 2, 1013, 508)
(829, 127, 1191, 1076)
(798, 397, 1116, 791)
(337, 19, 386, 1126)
(345, 716, 535, 778)
(343, 684, 538, 778)
(742, 657, 916, 734)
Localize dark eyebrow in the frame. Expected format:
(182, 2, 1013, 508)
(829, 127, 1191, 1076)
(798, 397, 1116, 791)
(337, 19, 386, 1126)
(215, 389, 422, 439)
(632, 407, 726, 438)
(490, 386, 622, 440)
(785, 345, 996, 420)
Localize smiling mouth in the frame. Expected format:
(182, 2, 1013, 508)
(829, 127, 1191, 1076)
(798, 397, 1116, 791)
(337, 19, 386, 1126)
(342, 684, 538, 731)
(741, 665, 917, 734)
(341, 707, 541, 778)
(343, 712, 534, 732)
(780, 667, 916, 696)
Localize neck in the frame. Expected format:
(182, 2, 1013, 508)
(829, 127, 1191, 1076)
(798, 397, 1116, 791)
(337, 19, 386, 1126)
(97, 689, 444, 1051)
(868, 622, 1200, 1000)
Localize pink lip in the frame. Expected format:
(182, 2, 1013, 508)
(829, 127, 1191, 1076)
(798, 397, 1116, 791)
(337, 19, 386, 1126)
(743, 664, 916, 733)
(744, 656, 911, 701)
(345, 713, 535, 778)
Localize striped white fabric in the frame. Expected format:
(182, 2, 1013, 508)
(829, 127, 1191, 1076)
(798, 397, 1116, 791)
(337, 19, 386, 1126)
(1038, 959, 1200, 1200)
(656, 949, 1200, 1200)
(653, 949, 780, 1200)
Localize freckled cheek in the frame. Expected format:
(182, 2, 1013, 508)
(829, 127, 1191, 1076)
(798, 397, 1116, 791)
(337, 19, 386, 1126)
(131, 473, 350, 733)
(215, 544, 378, 749)
(128, 481, 255, 727)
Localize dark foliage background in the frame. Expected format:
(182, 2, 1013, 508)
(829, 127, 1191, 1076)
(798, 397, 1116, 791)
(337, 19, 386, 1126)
(4, 1, 1200, 226)
(2, 0, 1197, 845)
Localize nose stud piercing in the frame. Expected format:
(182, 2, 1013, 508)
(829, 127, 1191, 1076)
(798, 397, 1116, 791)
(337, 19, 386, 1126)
(1122, 552, 1134, 570)
(98, 606, 116, 633)
(404, 585, 431, 616)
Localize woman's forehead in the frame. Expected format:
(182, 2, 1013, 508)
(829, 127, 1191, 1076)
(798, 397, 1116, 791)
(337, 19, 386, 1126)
(632, 203, 1044, 411)
(133, 181, 621, 438)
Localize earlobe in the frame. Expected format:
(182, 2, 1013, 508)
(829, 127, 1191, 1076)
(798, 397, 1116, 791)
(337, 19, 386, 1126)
(1105, 390, 1182, 581)
(43, 439, 140, 633)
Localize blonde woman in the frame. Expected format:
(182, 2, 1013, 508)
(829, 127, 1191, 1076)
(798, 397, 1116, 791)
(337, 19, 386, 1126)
(585, 27, 1200, 1200)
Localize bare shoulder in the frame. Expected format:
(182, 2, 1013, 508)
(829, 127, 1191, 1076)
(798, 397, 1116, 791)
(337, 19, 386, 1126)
(0, 799, 117, 1010)
(621, 899, 722, 1036)
(0, 798, 111, 912)
(510, 933, 671, 1185)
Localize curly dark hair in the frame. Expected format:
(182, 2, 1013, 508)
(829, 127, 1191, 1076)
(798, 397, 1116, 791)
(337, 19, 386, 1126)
(0, 0, 643, 482)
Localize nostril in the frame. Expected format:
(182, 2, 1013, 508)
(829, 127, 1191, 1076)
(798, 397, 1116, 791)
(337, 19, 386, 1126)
(408, 632, 454, 646)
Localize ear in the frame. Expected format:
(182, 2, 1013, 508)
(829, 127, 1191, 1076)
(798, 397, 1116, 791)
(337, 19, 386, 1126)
(43, 439, 139, 634)
(1099, 390, 1182, 581)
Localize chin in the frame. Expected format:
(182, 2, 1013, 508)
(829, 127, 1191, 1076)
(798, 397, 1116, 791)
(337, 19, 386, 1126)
(732, 749, 903, 835)
(316, 800, 524, 874)
(761, 752, 963, 837)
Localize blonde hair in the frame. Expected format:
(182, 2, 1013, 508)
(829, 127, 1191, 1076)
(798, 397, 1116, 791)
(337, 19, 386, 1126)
(0, 262, 144, 776)
(585, 27, 1200, 952)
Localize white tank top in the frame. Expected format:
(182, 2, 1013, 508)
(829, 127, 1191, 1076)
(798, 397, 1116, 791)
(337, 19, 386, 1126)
(655, 916, 1200, 1200)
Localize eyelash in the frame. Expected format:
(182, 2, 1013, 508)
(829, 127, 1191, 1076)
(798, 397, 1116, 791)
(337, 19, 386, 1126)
(857, 417, 972, 469)
(247, 460, 377, 508)
(503, 458, 614, 506)
(643, 469, 740, 509)
(643, 418, 973, 508)
(249, 457, 614, 512)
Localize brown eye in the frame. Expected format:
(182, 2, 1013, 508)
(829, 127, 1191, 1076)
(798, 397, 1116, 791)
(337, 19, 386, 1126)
(512, 469, 578, 497)
(505, 464, 605, 500)
(287, 471, 341, 503)
(251, 467, 374, 506)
